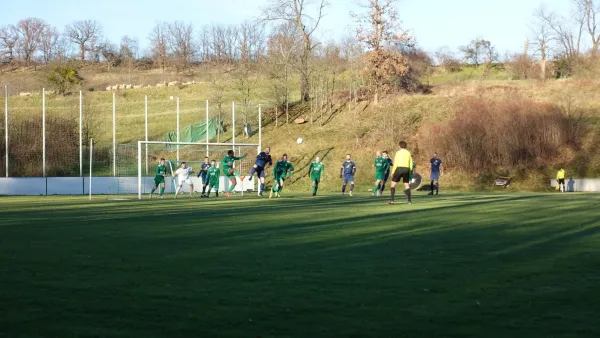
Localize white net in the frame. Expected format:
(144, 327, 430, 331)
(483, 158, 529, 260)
(107, 142, 259, 198)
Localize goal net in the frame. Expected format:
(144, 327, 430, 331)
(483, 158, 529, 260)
(110, 141, 259, 199)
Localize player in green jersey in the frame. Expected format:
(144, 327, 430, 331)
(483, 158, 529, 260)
(372, 151, 390, 197)
(150, 158, 167, 199)
(270, 154, 294, 198)
(308, 156, 325, 196)
(221, 150, 247, 198)
(205, 160, 221, 198)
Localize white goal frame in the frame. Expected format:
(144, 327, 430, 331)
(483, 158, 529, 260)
(137, 141, 260, 200)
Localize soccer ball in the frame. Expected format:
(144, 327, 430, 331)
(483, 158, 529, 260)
(297, 137, 304, 144)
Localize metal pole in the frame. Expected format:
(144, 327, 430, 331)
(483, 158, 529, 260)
(176, 97, 180, 162)
(4, 85, 8, 177)
(206, 100, 209, 157)
(145, 95, 148, 175)
(138, 141, 142, 200)
(258, 104, 262, 151)
(112, 92, 116, 177)
(42, 88, 46, 178)
(79, 91, 83, 177)
(232, 102, 235, 145)
(89, 138, 93, 201)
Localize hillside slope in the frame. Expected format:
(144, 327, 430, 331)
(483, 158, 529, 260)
(2, 69, 600, 191)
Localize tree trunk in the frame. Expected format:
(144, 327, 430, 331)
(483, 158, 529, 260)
(80, 44, 85, 61)
(540, 58, 547, 80)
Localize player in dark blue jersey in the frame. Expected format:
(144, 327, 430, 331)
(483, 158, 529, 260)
(339, 154, 357, 196)
(379, 150, 393, 195)
(428, 152, 443, 195)
(248, 147, 272, 197)
(197, 157, 212, 197)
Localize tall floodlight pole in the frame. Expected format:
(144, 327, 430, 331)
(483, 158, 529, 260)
(4, 85, 8, 177)
(232, 102, 235, 145)
(258, 104, 262, 151)
(112, 92, 116, 177)
(176, 97, 180, 162)
(206, 100, 209, 157)
(79, 91, 83, 177)
(145, 95, 148, 175)
(42, 88, 46, 178)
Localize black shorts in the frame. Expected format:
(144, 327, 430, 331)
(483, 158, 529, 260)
(558, 178, 565, 185)
(391, 167, 410, 184)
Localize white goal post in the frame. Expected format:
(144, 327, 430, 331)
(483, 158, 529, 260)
(137, 141, 260, 200)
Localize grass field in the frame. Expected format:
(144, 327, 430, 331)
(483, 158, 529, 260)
(1, 192, 599, 337)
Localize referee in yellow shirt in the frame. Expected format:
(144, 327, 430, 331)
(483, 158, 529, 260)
(557, 168, 566, 192)
(389, 141, 413, 205)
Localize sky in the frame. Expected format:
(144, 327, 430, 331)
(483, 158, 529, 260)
(0, 0, 573, 55)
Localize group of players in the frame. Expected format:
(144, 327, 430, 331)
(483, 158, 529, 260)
(149, 141, 444, 204)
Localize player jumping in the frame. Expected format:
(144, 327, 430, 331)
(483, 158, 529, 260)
(270, 154, 294, 198)
(373, 151, 389, 196)
(205, 160, 220, 198)
(150, 158, 167, 199)
(340, 154, 356, 196)
(389, 141, 414, 205)
(248, 147, 273, 197)
(173, 162, 194, 198)
(221, 150, 247, 199)
(197, 157, 211, 198)
(308, 156, 325, 196)
(428, 152, 443, 195)
(379, 151, 393, 195)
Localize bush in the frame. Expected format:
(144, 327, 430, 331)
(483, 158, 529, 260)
(47, 64, 83, 95)
(419, 97, 586, 173)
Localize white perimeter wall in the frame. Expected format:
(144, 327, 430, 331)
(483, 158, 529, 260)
(550, 179, 600, 192)
(0, 177, 255, 196)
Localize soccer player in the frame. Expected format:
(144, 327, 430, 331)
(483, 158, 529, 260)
(557, 168, 566, 192)
(221, 150, 247, 198)
(270, 154, 294, 198)
(197, 157, 212, 198)
(340, 154, 356, 196)
(428, 153, 443, 195)
(372, 151, 389, 196)
(205, 160, 220, 198)
(173, 162, 194, 198)
(248, 147, 273, 197)
(308, 156, 325, 196)
(379, 151, 393, 195)
(150, 158, 167, 199)
(389, 141, 414, 205)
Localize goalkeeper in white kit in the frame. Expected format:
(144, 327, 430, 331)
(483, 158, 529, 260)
(173, 162, 195, 198)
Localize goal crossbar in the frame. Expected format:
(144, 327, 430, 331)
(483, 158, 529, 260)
(137, 141, 260, 200)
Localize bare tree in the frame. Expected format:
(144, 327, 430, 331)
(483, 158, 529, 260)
(574, 0, 600, 56)
(537, 8, 583, 59)
(149, 22, 169, 72)
(532, 9, 555, 79)
(263, 0, 329, 102)
(237, 21, 265, 61)
(354, 0, 410, 104)
(0, 25, 19, 62)
(121, 35, 139, 82)
(39, 25, 60, 63)
(65, 20, 103, 61)
(266, 22, 300, 123)
(14, 18, 46, 64)
(167, 21, 195, 69)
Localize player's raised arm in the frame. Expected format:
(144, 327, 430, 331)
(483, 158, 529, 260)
(234, 154, 247, 161)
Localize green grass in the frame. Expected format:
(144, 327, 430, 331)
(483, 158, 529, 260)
(1, 192, 599, 337)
